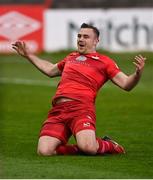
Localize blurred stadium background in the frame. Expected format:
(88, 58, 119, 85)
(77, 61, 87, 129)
(0, 0, 153, 179)
(0, 0, 153, 7)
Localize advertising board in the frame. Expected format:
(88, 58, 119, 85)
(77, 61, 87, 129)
(0, 5, 44, 53)
(45, 9, 153, 52)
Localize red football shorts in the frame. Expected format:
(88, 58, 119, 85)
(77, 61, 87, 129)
(39, 100, 96, 144)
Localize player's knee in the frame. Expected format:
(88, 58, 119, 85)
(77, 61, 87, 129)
(78, 143, 97, 155)
(37, 146, 55, 156)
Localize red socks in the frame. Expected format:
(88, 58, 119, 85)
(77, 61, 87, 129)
(56, 138, 121, 155)
(96, 138, 114, 154)
(56, 144, 81, 155)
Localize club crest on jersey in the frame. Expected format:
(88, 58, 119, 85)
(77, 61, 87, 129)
(76, 55, 87, 61)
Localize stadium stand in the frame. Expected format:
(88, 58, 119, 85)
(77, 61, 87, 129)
(51, 0, 153, 8)
(0, 0, 153, 8)
(0, 0, 43, 4)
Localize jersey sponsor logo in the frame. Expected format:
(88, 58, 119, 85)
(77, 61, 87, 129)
(76, 55, 87, 61)
(67, 59, 90, 67)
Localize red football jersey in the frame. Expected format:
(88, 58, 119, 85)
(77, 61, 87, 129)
(53, 52, 120, 104)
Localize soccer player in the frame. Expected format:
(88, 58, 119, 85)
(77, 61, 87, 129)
(12, 23, 146, 156)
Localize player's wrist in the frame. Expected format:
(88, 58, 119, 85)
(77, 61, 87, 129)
(25, 53, 35, 60)
(135, 69, 142, 78)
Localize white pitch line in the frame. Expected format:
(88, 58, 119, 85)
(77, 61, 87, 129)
(0, 77, 58, 87)
(0, 77, 151, 92)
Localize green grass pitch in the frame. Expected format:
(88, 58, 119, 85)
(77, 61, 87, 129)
(0, 51, 153, 178)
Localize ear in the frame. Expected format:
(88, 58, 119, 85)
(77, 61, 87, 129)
(97, 38, 99, 43)
(94, 38, 99, 46)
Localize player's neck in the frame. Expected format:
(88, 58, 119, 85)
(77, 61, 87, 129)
(79, 50, 97, 55)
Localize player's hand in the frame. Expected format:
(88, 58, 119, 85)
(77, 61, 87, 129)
(133, 55, 146, 75)
(12, 41, 30, 58)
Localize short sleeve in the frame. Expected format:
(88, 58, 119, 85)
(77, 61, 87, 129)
(57, 52, 77, 72)
(106, 58, 121, 79)
(57, 58, 67, 72)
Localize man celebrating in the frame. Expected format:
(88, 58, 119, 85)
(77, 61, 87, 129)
(12, 23, 146, 156)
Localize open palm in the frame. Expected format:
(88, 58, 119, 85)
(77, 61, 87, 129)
(12, 41, 29, 57)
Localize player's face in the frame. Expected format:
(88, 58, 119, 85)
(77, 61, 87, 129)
(77, 28, 99, 54)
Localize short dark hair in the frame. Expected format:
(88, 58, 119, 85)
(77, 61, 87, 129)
(80, 23, 100, 38)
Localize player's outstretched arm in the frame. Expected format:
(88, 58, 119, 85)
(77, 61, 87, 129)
(12, 41, 61, 78)
(112, 55, 146, 91)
